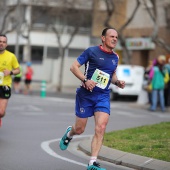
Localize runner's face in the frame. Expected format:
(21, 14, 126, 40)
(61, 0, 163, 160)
(0, 36, 7, 52)
(102, 29, 118, 51)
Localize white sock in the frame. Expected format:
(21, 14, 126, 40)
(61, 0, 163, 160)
(67, 131, 73, 138)
(89, 156, 97, 166)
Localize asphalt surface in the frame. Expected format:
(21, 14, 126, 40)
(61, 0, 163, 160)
(7, 91, 170, 170)
(34, 90, 170, 170)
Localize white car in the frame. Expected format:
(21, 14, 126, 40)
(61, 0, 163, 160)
(109, 65, 144, 100)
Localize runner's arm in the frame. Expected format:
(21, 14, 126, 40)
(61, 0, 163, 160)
(3, 67, 20, 76)
(111, 72, 118, 84)
(70, 60, 86, 82)
(111, 72, 125, 89)
(70, 60, 96, 91)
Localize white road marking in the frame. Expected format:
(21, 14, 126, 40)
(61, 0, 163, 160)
(140, 158, 153, 166)
(41, 135, 90, 167)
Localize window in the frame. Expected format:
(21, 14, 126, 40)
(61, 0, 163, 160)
(6, 45, 23, 62)
(31, 46, 43, 62)
(32, 6, 92, 31)
(47, 47, 59, 59)
(68, 48, 84, 57)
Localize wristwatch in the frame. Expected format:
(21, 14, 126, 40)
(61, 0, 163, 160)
(114, 80, 119, 86)
(83, 78, 88, 83)
(10, 71, 14, 75)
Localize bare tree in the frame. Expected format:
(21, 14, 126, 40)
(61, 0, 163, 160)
(0, 0, 19, 34)
(0, 0, 30, 61)
(143, 0, 170, 52)
(39, 0, 92, 91)
(52, 25, 79, 92)
(103, 0, 170, 63)
(103, 0, 141, 64)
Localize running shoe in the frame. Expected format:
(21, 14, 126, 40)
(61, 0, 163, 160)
(0, 118, 2, 127)
(87, 162, 106, 170)
(59, 126, 72, 150)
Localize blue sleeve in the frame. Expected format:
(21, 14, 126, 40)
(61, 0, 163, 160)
(77, 48, 91, 65)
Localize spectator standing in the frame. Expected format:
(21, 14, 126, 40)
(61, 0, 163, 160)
(143, 60, 155, 104)
(164, 55, 170, 107)
(24, 62, 33, 95)
(149, 55, 168, 112)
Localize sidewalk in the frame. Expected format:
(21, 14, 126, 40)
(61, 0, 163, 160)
(78, 137, 170, 170)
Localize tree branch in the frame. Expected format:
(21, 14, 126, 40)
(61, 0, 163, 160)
(119, 0, 141, 33)
(143, 0, 158, 40)
(65, 27, 79, 49)
(144, 0, 170, 52)
(51, 25, 62, 48)
(104, 0, 115, 27)
(153, 38, 170, 53)
(0, 6, 16, 33)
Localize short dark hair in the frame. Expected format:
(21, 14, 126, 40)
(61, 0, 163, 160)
(0, 34, 7, 42)
(0, 34, 7, 38)
(101, 27, 117, 36)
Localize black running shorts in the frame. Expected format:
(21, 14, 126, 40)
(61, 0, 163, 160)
(0, 86, 11, 99)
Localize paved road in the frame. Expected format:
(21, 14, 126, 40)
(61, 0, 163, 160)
(0, 93, 169, 170)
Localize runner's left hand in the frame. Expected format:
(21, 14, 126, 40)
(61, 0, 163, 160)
(117, 80, 125, 89)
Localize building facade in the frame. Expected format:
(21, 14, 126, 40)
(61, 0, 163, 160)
(92, 0, 170, 67)
(2, 0, 170, 90)
(3, 0, 93, 90)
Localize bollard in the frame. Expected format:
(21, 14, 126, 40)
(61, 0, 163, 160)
(40, 80, 46, 98)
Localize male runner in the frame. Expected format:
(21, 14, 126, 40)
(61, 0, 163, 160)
(59, 28, 125, 170)
(0, 34, 20, 127)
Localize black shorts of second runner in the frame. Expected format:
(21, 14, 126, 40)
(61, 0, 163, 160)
(25, 79, 32, 85)
(13, 77, 21, 83)
(0, 86, 11, 99)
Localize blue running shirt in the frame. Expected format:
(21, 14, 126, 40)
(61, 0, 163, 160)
(77, 45, 119, 93)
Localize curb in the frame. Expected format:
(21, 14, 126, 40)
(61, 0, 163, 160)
(78, 137, 170, 170)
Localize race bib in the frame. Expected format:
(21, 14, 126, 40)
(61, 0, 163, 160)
(0, 72, 4, 85)
(91, 69, 110, 89)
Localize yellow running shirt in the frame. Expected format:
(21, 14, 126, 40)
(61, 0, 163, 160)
(0, 50, 19, 87)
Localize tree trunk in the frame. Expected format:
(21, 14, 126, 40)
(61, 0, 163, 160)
(57, 48, 65, 92)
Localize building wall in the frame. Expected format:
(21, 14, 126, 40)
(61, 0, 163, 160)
(125, 0, 170, 66)
(92, 0, 170, 67)
(126, 0, 167, 29)
(124, 27, 170, 64)
(92, 0, 127, 36)
(5, 0, 170, 90)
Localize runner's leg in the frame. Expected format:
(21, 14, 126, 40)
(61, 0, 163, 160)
(91, 112, 109, 158)
(0, 99, 8, 127)
(70, 116, 88, 136)
(0, 98, 8, 118)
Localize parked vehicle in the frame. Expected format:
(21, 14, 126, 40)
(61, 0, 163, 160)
(109, 65, 144, 100)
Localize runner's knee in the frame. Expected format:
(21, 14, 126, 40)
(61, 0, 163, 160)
(74, 126, 85, 135)
(95, 123, 107, 136)
(0, 110, 5, 118)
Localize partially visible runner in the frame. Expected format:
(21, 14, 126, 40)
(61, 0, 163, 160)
(13, 65, 22, 93)
(0, 34, 20, 127)
(24, 62, 33, 95)
(59, 28, 125, 170)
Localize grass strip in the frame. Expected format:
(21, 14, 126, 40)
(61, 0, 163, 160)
(103, 121, 170, 162)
